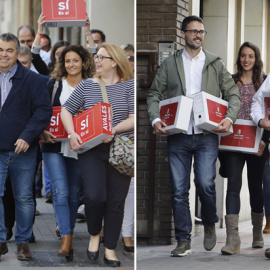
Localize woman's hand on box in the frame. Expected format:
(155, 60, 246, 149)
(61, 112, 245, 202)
(69, 132, 84, 151)
(41, 130, 56, 144)
(254, 140, 266, 157)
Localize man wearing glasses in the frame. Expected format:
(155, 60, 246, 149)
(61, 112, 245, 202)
(147, 15, 240, 257)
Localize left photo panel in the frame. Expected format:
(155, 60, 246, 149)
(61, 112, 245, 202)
(0, 0, 135, 268)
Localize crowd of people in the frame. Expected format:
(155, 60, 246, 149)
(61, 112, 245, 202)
(0, 13, 134, 268)
(147, 15, 270, 259)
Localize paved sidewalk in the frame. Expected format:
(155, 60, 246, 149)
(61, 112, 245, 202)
(137, 219, 270, 270)
(0, 196, 134, 269)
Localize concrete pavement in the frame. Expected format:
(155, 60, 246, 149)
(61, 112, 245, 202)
(0, 195, 134, 269)
(137, 219, 270, 270)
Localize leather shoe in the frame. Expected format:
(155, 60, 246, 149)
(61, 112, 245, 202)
(17, 243, 32, 261)
(87, 248, 99, 261)
(122, 238, 134, 252)
(104, 255, 121, 267)
(6, 228, 13, 241)
(0, 242, 8, 255)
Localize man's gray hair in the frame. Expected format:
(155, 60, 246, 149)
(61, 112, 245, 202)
(0, 33, 20, 52)
(20, 44, 32, 60)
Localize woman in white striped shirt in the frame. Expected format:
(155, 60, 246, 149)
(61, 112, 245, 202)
(61, 43, 134, 267)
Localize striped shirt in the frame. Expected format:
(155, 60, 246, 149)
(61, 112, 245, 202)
(63, 78, 134, 138)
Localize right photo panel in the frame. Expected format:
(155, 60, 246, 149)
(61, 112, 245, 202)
(137, 0, 270, 269)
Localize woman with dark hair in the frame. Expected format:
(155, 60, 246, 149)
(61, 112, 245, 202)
(61, 43, 134, 267)
(48, 40, 71, 71)
(220, 41, 269, 255)
(41, 45, 95, 260)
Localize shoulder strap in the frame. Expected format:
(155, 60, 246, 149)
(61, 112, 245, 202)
(99, 78, 113, 118)
(51, 80, 59, 106)
(99, 78, 109, 103)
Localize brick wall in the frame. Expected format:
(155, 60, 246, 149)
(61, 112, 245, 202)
(137, 0, 189, 244)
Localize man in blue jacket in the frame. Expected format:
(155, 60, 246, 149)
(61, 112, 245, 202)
(0, 33, 52, 261)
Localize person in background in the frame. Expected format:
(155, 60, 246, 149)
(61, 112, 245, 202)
(90, 29, 106, 49)
(220, 42, 269, 255)
(262, 156, 270, 234)
(147, 15, 240, 257)
(41, 45, 95, 260)
(17, 24, 50, 75)
(120, 43, 135, 252)
(40, 34, 52, 53)
(61, 43, 134, 267)
(0, 33, 52, 261)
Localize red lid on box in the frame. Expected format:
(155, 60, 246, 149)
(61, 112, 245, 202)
(160, 102, 178, 126)
(207, 99, 227, 123)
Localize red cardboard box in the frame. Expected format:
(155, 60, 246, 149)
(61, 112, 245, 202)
(193, 92, 233, 136)
(159, 96, 193, 134)
(42, 106, 68, 142)
(219, 119, 262, 153)
(42, 0, 86, 27)
(73, 102, 113, 154)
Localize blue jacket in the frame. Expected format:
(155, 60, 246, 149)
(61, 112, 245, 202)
(0, 61, 52, 151)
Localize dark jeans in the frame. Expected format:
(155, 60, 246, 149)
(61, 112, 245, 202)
(78, 144, 131, 250)
(222, 148, 268, 215)
(167, 133, 219, 242)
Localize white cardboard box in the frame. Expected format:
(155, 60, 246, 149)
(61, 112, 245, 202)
(159, 96, 193, 134)
(192, 91, 233, 136)
(218, 119, 262, 153)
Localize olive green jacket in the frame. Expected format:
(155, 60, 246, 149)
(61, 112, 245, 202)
(147, 49, 241, 124)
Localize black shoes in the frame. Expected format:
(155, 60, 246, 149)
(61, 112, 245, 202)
(45, 192, 52, 203)
(265, 248, 270, 258)
(87, 248, 99, 261)
(0, 242, 8, 256)
(122, 238, 134, 252)
(104, 255, 121, 267)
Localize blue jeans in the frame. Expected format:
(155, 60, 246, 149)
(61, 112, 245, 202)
(263, 157, 270, 216)
(42, 152, 81, 236)
(43, 165, 51, 196)
(167, 133, 219, 242)
(0, 147, 37, 244)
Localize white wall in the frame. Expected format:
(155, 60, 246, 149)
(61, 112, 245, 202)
(89, 0, 134, 47)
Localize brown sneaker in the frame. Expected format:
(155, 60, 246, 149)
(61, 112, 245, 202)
(17, 243, 32, 261)
(0, 242, 8, 255)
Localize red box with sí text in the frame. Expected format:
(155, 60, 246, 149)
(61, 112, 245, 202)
(193, 92, 233, 136)
(73, 102, 113, 154)
(159, 96, 193, 134)
(219, 119, 262, 153)
(42, 0, 86, 27)
(42, 106, 68, 142)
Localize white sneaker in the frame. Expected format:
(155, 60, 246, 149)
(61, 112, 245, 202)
(77, 204, 86, 220)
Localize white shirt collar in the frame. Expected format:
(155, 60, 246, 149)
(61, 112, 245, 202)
(183, 48, 205, 61)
